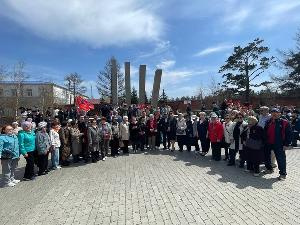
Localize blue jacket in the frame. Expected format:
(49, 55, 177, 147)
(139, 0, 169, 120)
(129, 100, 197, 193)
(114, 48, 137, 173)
(0, 134, 20, 159)
(18, 130, 36, 155)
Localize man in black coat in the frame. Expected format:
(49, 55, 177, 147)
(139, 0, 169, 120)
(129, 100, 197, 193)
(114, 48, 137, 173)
(159, 113, 169, 149)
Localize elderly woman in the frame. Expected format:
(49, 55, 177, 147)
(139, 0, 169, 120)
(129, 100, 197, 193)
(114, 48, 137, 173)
(49, 122, 61, 170)
(110, 117, 120, 157)
(197, 112, 210, 156)
(36, 121, 51, 175)
(59, 121, 72, 166)
(12, 122, 22, 135)
(208, 113, 224, 161)
(228, 113, 248, 167)
(99, 117, 112, 161)
(168, 111, 177, 152)
(88, 119, 100, 163)
(241, 116, 265, 176)
(130, 117, 140, 153)
(223, 114, 233, 161)
(18, 121, 36, 181)
(147, 114, 158, 151)
(176, 113, 187, 152)
(70, 121, 83, 163)
(120, 116, 130, 154)
(0, 125, 20, 187)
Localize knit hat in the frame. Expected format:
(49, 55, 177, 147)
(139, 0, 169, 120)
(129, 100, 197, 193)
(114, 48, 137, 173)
(38, 121, 47, 129)
(270, 108, 280, 113)
(210, 113, 218, 118)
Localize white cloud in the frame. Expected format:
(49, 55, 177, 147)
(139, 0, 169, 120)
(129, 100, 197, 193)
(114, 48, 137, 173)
(139, 40, 171, 58)
(0, 0, 164, 47)
(156, 60, 175, 70)
(259, 1, 300, 28)
(194, 44, 233, 57)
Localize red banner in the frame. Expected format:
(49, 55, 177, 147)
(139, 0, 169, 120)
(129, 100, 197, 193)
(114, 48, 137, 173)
(75, 96, 94, 112)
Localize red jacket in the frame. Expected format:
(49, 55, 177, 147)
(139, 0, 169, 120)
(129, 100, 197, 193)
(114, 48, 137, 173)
(208, 121, 224, 143)
(265, 118, 290, 145)
(147, 119, 157, 136)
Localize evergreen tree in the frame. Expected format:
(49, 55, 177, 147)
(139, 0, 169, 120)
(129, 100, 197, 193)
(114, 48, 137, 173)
(159, 89, 168, 103)
(97, 56, 125, 102)
(219, 38, 275, 102)
(275, 31, 300, 94)
(131, 87, 138, 104)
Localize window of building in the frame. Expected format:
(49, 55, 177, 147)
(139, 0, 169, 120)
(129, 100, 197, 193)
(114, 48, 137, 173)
(11, 89, 17, 96)
(26, 89, 33, 97)
(0, 89, 3, 96)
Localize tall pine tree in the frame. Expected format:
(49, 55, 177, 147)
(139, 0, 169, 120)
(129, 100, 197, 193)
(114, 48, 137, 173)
(219, 38, 275, 102)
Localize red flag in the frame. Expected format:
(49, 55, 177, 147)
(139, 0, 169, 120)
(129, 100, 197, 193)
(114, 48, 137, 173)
(75, 96, 94, 112)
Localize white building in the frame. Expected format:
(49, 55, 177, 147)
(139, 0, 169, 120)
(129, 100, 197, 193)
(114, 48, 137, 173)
(0, 81, 81, 117)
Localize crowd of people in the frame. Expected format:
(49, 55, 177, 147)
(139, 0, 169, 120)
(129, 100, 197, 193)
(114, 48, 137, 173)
(0, 101, 299, 188)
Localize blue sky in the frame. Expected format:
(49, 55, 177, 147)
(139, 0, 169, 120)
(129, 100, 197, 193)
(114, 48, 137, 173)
(0, 0, 300, 98)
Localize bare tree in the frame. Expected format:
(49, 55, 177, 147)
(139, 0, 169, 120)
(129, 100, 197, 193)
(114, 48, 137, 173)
(64, 72, 87, 105)
(0, 65, 7, 81)
(97, 56, 125, 102)
(9, 61, 29, 120)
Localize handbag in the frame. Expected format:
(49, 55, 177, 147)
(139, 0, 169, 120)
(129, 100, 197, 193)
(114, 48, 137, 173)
(1, 149, 13, 159)
(245, 138, 263, 150)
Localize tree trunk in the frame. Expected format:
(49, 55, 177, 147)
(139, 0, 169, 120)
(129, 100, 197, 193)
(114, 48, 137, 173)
(245, 60, 250, 103)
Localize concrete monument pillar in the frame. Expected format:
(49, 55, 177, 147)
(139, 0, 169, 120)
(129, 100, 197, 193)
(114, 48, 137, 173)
(151, 69, 162, 108)
(139, 65, 146, 104)
(125, 62, 131, 105)
(111, 58, 118, 106)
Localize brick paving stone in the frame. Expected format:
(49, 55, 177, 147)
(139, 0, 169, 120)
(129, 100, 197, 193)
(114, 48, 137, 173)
(1, 145, 300, 225)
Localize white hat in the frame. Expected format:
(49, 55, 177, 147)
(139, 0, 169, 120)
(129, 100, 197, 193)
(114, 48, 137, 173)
(38, 121, 47, 129)
(210, 113, 218, 118)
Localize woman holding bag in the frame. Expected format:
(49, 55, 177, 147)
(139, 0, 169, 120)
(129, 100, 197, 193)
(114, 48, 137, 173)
(242, 116, 265, 176)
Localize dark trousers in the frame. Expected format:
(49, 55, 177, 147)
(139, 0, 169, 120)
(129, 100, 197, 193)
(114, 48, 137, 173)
(292, 131, 299, 146)
(155, 132, 161, 147)
(200, 138, 210, 153)
(132, 139, 139, 151)
(193, 137, 200, 151)
(162, 131, 168, 149)
(24, 151, 35, 179)
(246, 161, 260, 173)
(122, 140, 129, 153)
(177, 135, 185, 151)
(139, 135, 146, 151)
(239, 150, 246, 167)
(223, 143, 229, 159)
(111, 137, 119, 156)
(229, 149, 237, 165)
(265, 144, 287, 175)
(211, 142, 221, 161)
(37, 153, 48, 175)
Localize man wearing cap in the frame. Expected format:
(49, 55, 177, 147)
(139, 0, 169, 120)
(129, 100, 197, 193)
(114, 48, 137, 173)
(264, 108, 292, 180)
(258, 106, 270, 128)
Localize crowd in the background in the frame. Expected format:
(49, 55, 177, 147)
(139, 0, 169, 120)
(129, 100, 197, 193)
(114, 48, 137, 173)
(0, 101, 300, 188)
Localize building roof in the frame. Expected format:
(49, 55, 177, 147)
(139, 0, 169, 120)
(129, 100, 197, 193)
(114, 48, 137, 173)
(0, 81, 89, 98)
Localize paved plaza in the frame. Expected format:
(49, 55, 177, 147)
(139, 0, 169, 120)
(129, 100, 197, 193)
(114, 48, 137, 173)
(1, 146, 300, 225)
